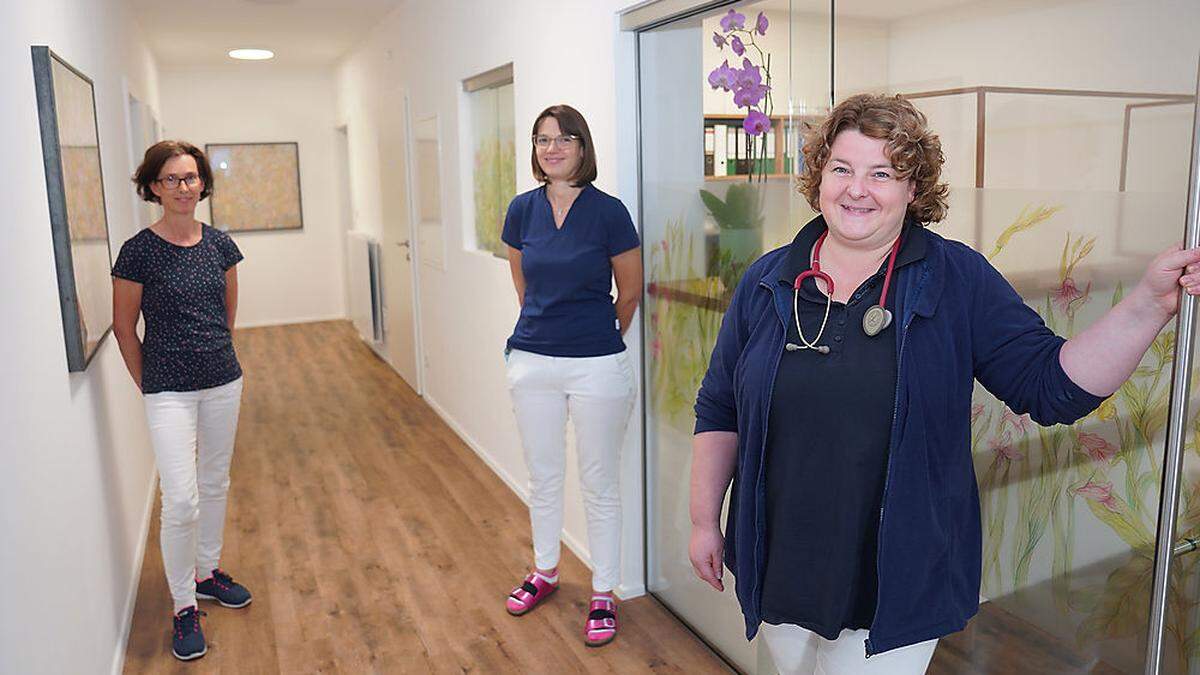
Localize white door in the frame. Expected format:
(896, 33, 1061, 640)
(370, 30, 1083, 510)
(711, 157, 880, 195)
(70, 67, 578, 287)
(376, 86, 420, 392)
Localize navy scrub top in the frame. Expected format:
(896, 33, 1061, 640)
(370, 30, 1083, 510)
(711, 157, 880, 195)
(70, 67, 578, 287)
(502, 184, 640, 357)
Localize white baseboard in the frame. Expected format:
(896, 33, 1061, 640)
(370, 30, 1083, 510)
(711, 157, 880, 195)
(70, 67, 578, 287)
(234, 314, 347, 329)
(421, 394, 599, 578)
(110, 469, 159, 675)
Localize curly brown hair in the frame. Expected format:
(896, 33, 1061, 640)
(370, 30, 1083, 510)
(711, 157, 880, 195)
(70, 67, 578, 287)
(798, 94, 948, 224)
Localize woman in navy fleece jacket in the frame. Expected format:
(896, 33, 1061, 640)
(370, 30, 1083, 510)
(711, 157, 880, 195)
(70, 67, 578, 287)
(688, 94, 1200, 674)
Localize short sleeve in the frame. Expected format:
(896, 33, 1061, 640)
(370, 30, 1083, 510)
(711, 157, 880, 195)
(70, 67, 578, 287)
(111, 236, 146, 283)
(501, 197, 524, 250)
(214, 231, 244, 270)
(606, 200, 640, 257)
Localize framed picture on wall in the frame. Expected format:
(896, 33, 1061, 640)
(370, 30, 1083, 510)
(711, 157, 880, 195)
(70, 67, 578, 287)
(31, 46, 114, 372)
(206, 142, 304, 232)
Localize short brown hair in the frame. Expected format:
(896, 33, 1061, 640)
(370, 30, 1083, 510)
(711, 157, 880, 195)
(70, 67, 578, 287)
(132, 140, 213, 204)
(530, 104, 597, 187)
(798, 94, 949, 224)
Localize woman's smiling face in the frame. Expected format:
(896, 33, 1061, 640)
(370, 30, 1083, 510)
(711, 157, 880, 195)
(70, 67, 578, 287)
(818, 129, 915, 248)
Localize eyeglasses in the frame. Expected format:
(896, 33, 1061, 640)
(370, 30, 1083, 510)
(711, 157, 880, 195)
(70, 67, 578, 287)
(532, 134, 579, 149)
(155, 173, 202, 190)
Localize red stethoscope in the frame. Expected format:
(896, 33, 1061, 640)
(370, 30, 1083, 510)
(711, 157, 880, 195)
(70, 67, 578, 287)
(785, 230, 902, 354)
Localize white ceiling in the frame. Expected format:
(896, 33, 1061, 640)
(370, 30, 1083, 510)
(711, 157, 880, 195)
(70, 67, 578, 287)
(129, 0, 404, 67)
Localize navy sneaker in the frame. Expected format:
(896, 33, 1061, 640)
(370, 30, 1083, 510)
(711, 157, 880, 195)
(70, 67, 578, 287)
(195, 568, 253, 608)
(172, 606, 207, 661)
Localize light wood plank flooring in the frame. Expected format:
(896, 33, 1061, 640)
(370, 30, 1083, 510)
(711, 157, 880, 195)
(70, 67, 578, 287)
(122, 321, 730, 674)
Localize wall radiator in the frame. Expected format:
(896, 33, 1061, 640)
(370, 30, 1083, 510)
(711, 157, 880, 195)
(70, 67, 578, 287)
(346, 231, 384, 349)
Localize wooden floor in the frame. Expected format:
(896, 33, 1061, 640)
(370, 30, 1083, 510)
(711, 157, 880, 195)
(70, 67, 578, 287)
(929, 601, 1125, 674)
(123, 321, 730, 674)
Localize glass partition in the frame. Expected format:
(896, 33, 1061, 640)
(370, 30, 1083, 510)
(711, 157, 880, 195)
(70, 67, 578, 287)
(829, 1, 1198, 671)
(640, 1, 829, 670)
(639, 0, 1200, 672)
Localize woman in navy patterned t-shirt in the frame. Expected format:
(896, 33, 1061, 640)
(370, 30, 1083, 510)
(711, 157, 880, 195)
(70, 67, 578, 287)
(112, 141, 251, 661)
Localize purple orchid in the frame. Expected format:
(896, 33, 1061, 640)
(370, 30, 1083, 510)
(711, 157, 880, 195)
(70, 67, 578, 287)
(707, 60, 737, 91)
(712, 31, 725, 49)
(733, 83, 769, 108)
(719, 8, 746, 32)
(756, 11, 769, 35)
(730, 35, 745, 56)
(743, 110, 771, 136)
(734, 59, 762, 90)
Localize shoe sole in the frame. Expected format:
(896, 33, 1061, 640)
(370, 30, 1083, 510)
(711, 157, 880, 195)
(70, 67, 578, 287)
(172, 645, 207, 661)
(196, 592, 252, 609)
(585, 635, 616, 648)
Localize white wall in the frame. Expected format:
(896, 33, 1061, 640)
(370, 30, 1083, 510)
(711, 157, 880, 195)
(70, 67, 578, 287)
(159, 65, 346, 328)
(336, 0, 647, 596)
(0, 2, 161, 674)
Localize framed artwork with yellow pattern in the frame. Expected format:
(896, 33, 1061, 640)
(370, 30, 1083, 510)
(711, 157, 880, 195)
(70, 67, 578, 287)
(206, 142, 303, 232)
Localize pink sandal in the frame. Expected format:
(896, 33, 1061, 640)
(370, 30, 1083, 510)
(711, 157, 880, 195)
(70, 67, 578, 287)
(506, 572, 558, 616)
(584, 595, 618, 647)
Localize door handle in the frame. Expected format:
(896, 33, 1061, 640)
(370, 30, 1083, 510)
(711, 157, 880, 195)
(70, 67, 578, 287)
(1146, 55, 1200, 675)
(1174, 537, 1200, 557)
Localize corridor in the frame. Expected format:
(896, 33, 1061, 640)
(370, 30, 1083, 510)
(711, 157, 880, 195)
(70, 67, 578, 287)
(121, 322, 726, 673)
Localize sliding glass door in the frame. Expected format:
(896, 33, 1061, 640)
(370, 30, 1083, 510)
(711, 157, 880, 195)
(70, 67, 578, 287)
(637, 0, 1200, 672)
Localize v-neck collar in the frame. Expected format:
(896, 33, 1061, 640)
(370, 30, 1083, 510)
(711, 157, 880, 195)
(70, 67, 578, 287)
(541, 183, 591, 231)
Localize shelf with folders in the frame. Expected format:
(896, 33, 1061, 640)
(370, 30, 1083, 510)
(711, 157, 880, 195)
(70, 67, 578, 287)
(703, 114, 817, 180)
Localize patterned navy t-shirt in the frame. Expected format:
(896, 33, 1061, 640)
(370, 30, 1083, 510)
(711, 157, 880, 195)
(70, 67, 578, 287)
(112, 224, 244, 394)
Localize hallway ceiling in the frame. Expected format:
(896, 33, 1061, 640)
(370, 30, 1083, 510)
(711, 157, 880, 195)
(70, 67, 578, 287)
(129, 0, 404, 66)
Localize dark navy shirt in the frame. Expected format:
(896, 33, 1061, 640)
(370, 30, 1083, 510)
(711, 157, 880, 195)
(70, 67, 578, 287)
(112, 224, 243, 394)
(502, 184, 640, 357)
(761, 219, 925, 638)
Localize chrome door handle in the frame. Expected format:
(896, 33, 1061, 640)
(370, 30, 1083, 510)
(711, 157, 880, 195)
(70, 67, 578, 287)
(1146, 54, 1200, 675)
(1174, 537, 1200, 557)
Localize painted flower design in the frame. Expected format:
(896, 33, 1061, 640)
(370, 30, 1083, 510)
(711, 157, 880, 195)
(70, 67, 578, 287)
(1053, 276, 1091, 313)
(971, 402, 985, 422)
(1077, 432, 1118, 463)
(989, 431, 1023, 461)
(1002, 408, 1031, 433)
(1091, 396, 1117, 422)
(720, 8, 746, 32)
(1071, 480, 1120, 512)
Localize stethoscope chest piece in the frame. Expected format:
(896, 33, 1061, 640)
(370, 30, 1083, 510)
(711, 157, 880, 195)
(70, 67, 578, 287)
(862, 305, 892, 337)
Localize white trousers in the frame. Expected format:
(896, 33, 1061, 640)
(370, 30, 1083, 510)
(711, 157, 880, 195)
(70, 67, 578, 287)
(144, 377, 244, 613)
(505, 349, 635, 592)
(760, 623, 938, 675)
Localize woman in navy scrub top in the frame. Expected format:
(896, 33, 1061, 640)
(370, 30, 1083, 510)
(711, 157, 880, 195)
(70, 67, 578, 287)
(501, 105, 641, 648)
(688, 94, 1200, 674)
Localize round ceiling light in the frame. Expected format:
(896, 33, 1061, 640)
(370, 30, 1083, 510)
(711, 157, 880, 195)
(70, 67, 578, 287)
(228, 49, 275, 61)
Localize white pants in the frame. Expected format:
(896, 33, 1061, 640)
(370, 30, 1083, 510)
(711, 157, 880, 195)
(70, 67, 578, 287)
(144, 377, 244, 613)
(759, 623, 938, 675)
(505, 349, 635, 592)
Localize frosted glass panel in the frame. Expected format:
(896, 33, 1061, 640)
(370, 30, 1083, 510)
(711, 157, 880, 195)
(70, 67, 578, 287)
(640, 2, 829, 672)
